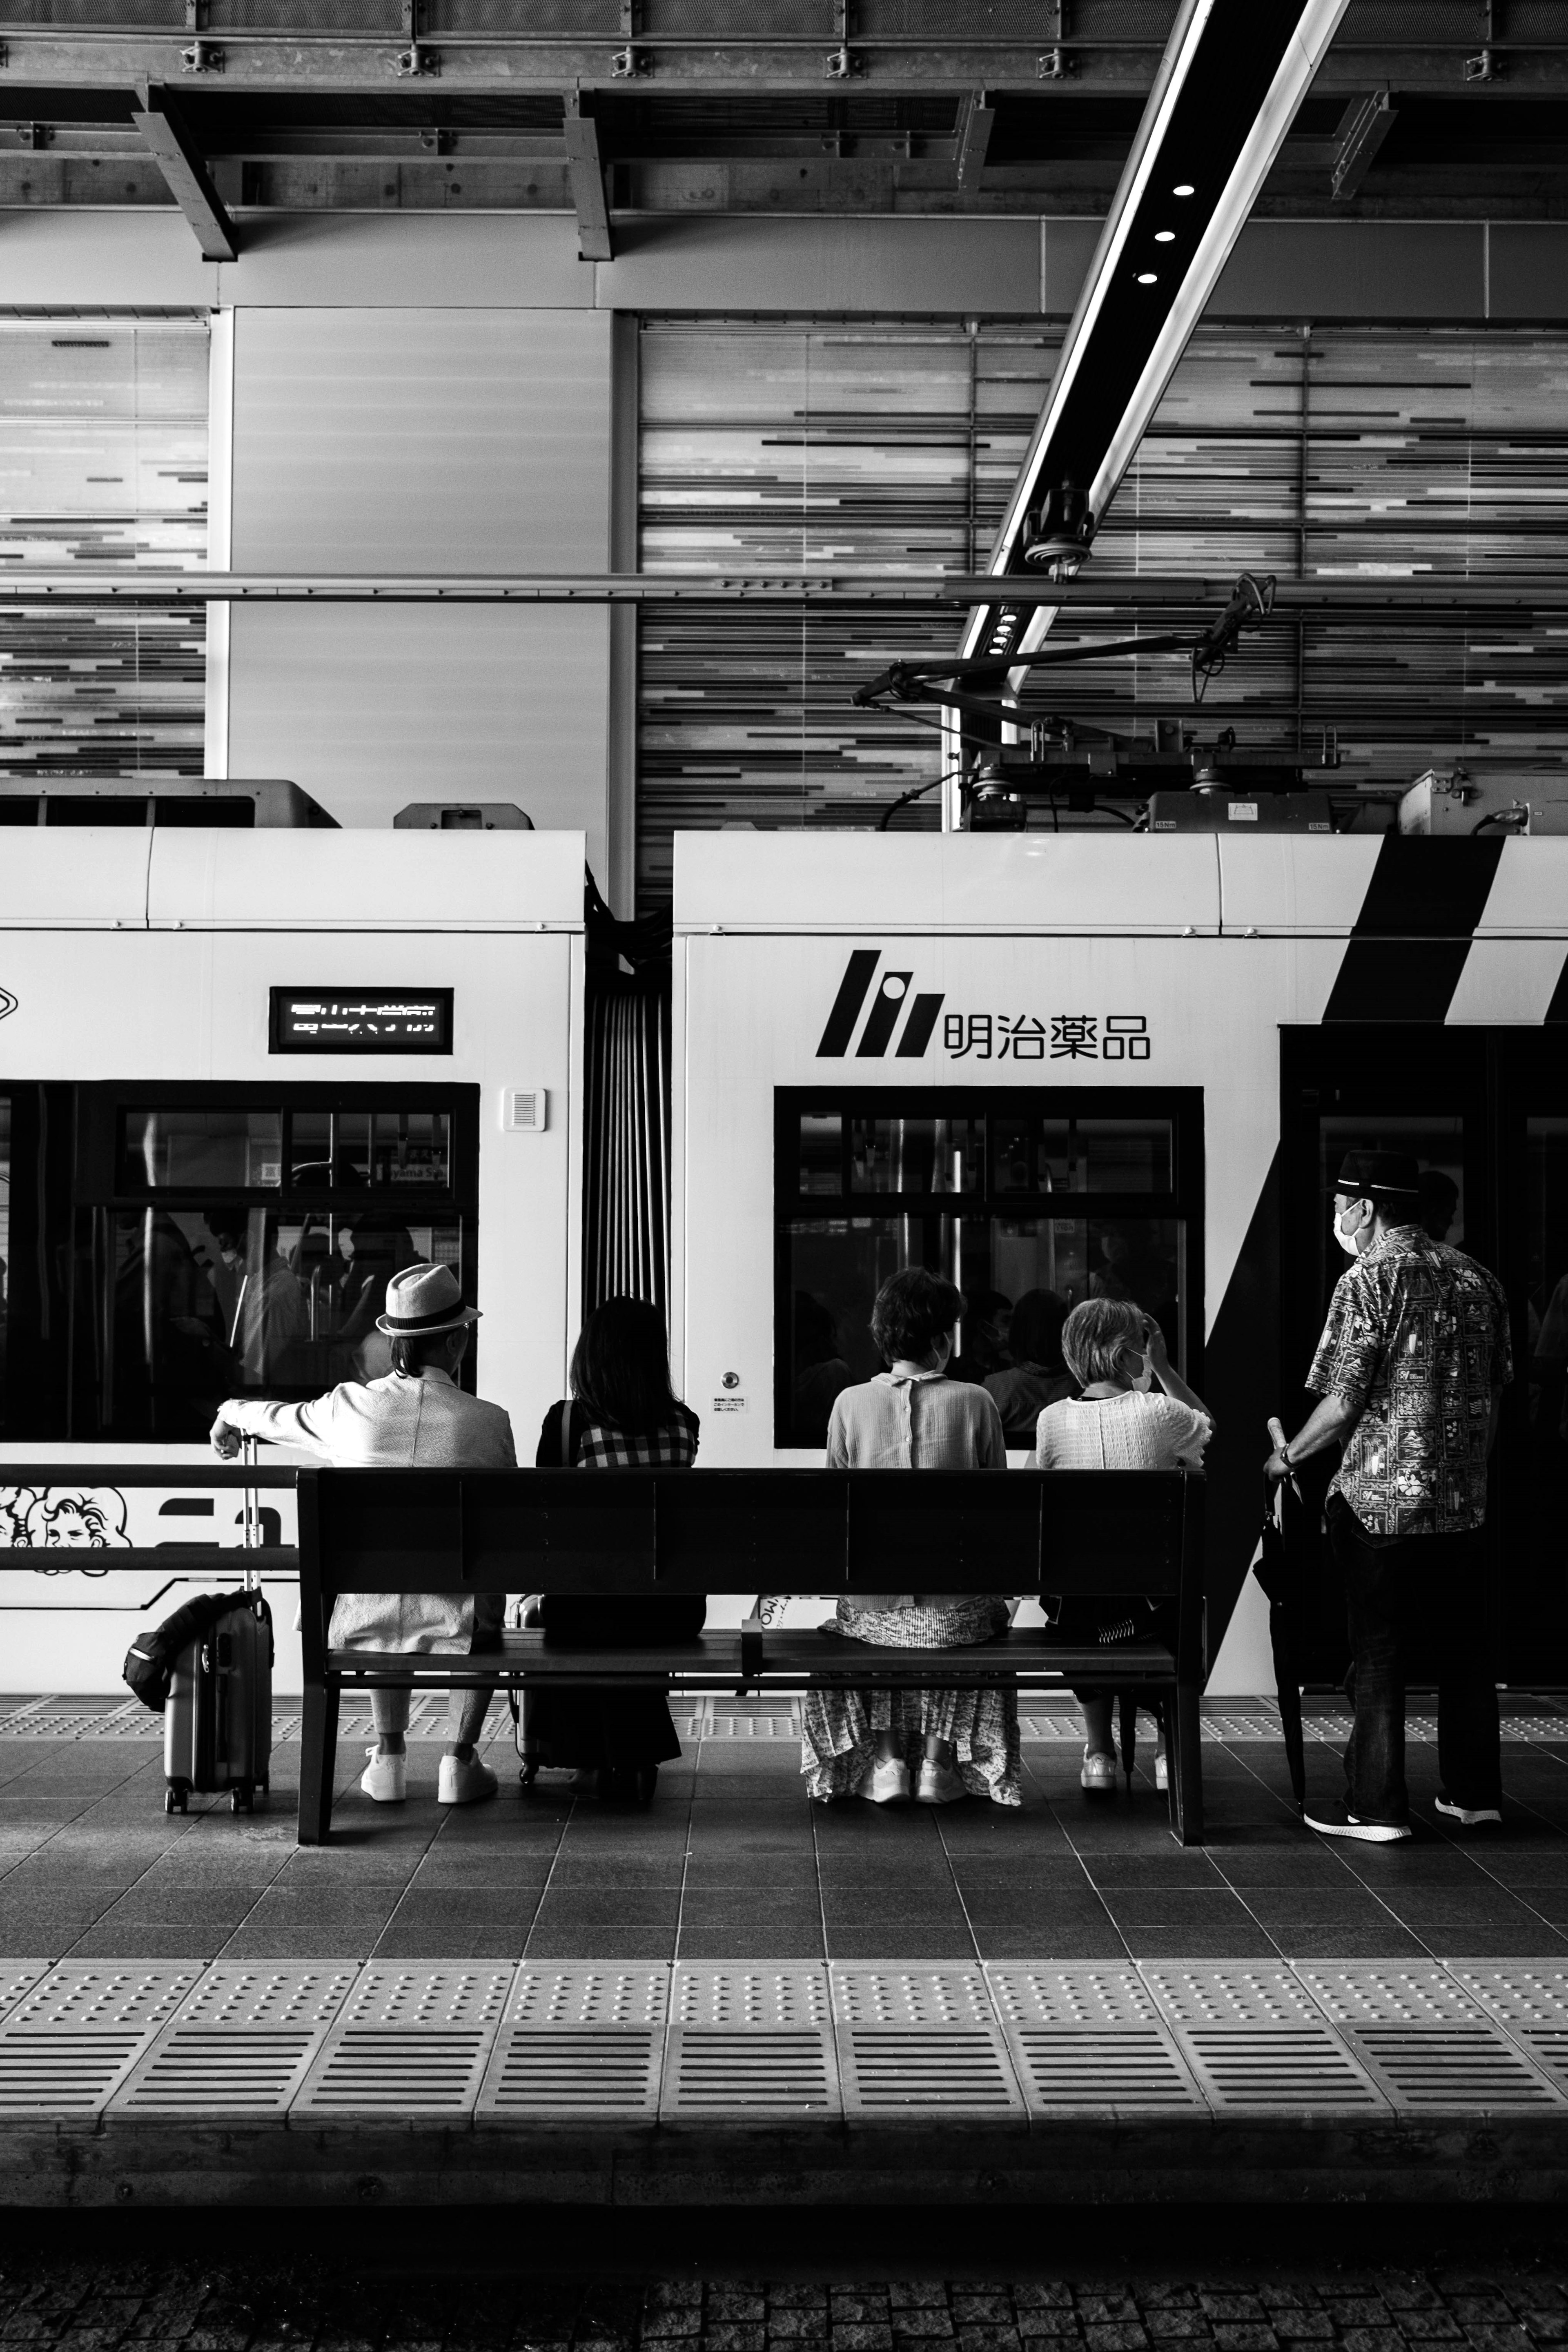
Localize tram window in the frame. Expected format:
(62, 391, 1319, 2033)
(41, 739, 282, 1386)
(287, 1107, 450, 1190)
(849, 1115, 984, 1195)
(120, 1108, 282, 1192)
(993, 1116, 1172, 1196)
(778, 1088, 1200, 1448)
(0, 1095, 9, 1434)
(1528, 1117, 1568, 1522)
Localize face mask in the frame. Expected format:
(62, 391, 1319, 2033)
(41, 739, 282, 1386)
(1334, 1200, 1368, 1257)
(1124, 1348, 1154, 1392)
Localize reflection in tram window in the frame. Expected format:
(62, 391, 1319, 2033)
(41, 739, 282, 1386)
(1528, 1120, 1568, 1620)
(993, 1116, 1172, 1196)
(120, 1107, 281, 1191)
(849, 1115, 983, 1194)
(778, 1090, 1198, 1448)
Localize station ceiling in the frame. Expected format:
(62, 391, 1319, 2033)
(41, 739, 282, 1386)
(0, 4, 1564, 257)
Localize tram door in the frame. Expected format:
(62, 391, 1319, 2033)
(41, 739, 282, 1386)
(1281, 1027, 1568, 1687)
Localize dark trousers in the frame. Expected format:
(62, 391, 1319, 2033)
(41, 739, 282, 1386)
(1326, 1493, 1501, 1824)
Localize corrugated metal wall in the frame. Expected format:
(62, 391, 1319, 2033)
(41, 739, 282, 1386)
(0, 317, 208, 778)
(637, 319, 1568, 910)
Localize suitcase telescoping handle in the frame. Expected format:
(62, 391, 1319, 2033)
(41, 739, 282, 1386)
(241, 1432, 261, 1592)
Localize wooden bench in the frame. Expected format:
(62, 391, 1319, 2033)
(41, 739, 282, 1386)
(296, 1465, 1206, 1845)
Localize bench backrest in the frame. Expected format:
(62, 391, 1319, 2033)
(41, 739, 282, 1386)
(299, 1466, 1203, 1614)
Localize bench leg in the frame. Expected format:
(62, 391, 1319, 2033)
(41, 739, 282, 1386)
(1169, 1680, 1205, 1846)
(297, 1682, 339, 1846)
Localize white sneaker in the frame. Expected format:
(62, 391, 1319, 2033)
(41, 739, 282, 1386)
(1155, 1753, 1169, 1793)
(360, 1747, 406, 1804)
(855, 1757, 911, 1805)
(438, 1753, 499, 1806)
(1080, 1749, 1118, 1793)
(914, 1761, 968, 1806)
(1435, 1795, 1503, 1827)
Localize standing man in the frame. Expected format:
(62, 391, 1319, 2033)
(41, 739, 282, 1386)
(1267, 1150, 1513, 1844)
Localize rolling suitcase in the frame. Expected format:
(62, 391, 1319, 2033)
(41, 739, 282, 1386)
(164, 1438, 274, 1815)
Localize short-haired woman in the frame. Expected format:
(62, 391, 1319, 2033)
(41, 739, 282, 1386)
(984, 1287, 1074, 1448)
(793, 1265, 1018, 1808)
(1033, 1294, 1212, 1795)
(528, 1295, 704, 1805)
(210, 1261, 515, 1809)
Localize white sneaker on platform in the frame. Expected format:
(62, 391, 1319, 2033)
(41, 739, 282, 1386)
(438, 1753, 499, 1806)
(1080, 1749, 1118, 1794)
(914, 1761, 967, 1806)
(360, 1747, 407, 1804)
(855, 1757, 911, 1805)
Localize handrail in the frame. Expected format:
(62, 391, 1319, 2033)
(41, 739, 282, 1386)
(0, 1463, 298, 1487)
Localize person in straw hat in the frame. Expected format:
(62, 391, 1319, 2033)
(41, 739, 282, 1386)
(210, 1259, 515, 1809)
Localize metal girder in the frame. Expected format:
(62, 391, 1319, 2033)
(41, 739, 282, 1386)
(130, 80, 236, 258)
(563, 89, 613, 256)
(1332, 86, 1396, 200)
(4, 570, 1568, 613)
(953, 86, 993, 190)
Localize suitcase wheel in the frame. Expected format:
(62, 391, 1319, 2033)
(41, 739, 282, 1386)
(519, 1762, 539, 1789)
(231, 1784, 254, 1815)
(165, 1786, 187, 1815)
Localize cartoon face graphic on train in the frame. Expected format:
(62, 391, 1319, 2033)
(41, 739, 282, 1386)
(0, 1486, 131, 1552)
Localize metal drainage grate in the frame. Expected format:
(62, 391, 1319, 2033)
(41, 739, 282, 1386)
(1143, 1966, 1387, 2114)
(987, 1965, 1204, 2115)
(663, 1967, 838, 2125)
(0, 1964, 205, 2117)
(294, 1965, 512, 2120)
(1446, 1964, 1568, 2091)
(108, 1964, 362, 2122)
(1296, 1964, 1564, 2111)
(478, 1965, 667, 2125)
(831, 1965, 1023, 2125)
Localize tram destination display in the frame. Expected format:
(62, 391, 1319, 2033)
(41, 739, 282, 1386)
(270, 987, 454, 1054)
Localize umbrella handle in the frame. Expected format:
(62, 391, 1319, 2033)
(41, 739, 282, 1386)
(1267, 1414, 1300, 1509)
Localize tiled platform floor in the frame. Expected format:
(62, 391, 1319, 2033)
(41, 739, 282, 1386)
(4, 1697, 1568, 1964)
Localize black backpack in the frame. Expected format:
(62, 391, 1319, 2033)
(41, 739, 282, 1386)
(123, 1590, 273, 1713)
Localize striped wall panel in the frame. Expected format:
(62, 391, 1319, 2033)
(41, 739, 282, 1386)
(0, 318, 209, 781)
(636, 321, 1568, 913)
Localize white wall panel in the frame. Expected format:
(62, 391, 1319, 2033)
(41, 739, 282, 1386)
(226, 602, 611, 849)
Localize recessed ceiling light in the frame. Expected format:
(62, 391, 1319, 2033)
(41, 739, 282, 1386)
(1154, 230, 1175, 243)
(1136, 272, 1158, 285)
(1173, 182, 1195, 196)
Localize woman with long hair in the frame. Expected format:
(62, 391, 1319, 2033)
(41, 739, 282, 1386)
(527, 1294, 703, 1803)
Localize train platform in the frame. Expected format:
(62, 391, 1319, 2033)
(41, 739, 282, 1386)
(5, 1692, 1568, 2209)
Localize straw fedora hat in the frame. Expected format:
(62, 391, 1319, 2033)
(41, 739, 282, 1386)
(375, 1261, 481, 1339)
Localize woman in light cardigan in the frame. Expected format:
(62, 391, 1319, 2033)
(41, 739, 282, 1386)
(788, 1266, 1019, 1809)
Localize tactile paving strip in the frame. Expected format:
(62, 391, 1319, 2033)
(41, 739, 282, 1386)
(478, 1964, 667, 2126)
(987, 1964, 1205, 2116)
(1296, 1964, 1565, 2111)
(1143, 1965, 1388, 2114)
(1446, 1965, 1568, 2094)
(0, 1964, 205, 2118)
(293, 1965, 513, 2123)
(663, 1965, 839, 2127)
(0, 1964, 51, 2027)
(107, 1964, 363, 2124)
(831, 1964, 1024, 2127)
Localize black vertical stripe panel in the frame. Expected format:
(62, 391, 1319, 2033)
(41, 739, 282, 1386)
(1545, 953, 1568, 1024)
(1322, 837, 1505, 1023)
(816, 951, 880, 1056)
(896, 993, 946, 1057)
(857, 973, 914, 1058)
(1197, 1145, 1281, 1676)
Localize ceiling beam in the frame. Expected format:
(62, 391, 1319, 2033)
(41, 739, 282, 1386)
(953, 87, 994, 191)
(130, 81, 236, 258)
(1331, 87, 1397, 200)
(563, 90, 612, 259)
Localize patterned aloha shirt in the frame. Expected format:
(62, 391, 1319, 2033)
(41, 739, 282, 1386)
(1308, 1225, 1512, 1537)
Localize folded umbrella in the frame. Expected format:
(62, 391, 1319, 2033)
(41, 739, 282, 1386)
(1252, 1479, 1307, 1811)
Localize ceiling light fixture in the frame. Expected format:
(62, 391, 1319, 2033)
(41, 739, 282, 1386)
(1174, 182, 1196, 195)
(1155, 230, 1176, 242)
(1137, 272, 1158, 283)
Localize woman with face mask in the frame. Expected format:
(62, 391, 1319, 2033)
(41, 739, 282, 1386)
(1032, 1295, 1213, 1795)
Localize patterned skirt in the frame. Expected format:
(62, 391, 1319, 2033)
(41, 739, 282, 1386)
(800, 1598, 1021, 1807)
